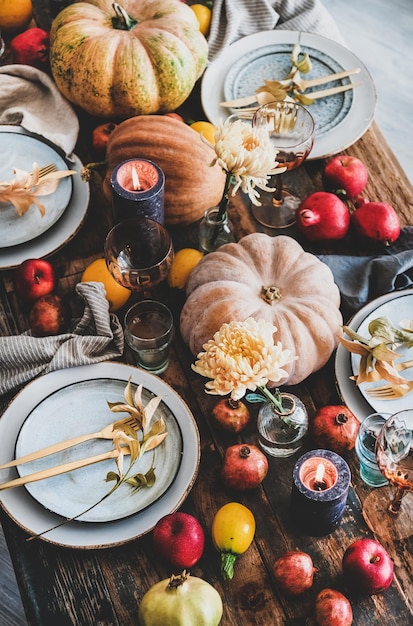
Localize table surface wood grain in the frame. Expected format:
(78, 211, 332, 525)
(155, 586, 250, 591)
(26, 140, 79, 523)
(1, 2, 413, 625)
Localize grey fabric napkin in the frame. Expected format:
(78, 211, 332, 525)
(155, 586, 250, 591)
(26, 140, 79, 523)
(318, 226, 413, 320)
(208, 0, 346, 61)
(0, 282, 124, 396)
(0, 64, 79, 157)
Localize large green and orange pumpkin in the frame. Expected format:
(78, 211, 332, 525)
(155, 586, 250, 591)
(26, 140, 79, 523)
(49, 0, 208, 118)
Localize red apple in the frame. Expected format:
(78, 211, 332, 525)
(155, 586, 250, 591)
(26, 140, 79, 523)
(9, 28, 50, 71)
(221, 444, 268, 491)
(342, 538, 394, 595)
(296, 192, 350, 241)
(91, 122, 118, 159)
(14, 258, 56, 304)
(314, 588, 353, 626)
(211, 398, 251, 433)
(351, 201, 401, 244)
(323, 155, 368, 198)
(29, 294, 70, 337)
(153, 512, 205, 569)
(272, 551, 317, 595)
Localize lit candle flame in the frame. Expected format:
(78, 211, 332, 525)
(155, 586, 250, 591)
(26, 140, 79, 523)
(315, 463, 325, 483)
(131, 166, 141, 191)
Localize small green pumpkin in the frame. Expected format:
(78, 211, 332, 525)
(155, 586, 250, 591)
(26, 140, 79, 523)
(49, 0, 208, 118)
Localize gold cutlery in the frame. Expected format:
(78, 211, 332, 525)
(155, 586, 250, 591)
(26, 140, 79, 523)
(38, 163, 58, 177)
(366, 379, 413, 400)
(0, 415, 140, 471)
(0, 447, 132, 491)
(220, 83, 362, 119)
(220, 67, 361, 108)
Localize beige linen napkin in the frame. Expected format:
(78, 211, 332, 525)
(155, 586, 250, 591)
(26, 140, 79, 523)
(0, 282, 124, 396)
(208, 0, 346, 61)
(0, 64, 79, 157)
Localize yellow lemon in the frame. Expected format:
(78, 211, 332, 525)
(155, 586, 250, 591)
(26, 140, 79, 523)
(190, 3, 212, 36)
(190, 121, 217, 145)
(0, 0, 33, 33)
(81, 258, 131, 312)
(168, 248, 204, 289)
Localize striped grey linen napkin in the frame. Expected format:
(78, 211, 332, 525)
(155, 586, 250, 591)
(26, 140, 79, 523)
(0, 282, 124, 396)
(208, 0, 346, 61)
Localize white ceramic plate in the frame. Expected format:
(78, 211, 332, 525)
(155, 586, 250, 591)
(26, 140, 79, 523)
(15, 380, 183, 523)
(201, 31, 376, 159)
(335, 289, 413, 421)
(0, 126, 89, 270)
(0, 129, 73, 247)
(0, 362, 200, 548)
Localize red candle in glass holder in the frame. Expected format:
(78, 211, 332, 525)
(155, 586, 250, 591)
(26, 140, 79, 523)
(110, 158, 165, 224)
(290, 449, 350, 536)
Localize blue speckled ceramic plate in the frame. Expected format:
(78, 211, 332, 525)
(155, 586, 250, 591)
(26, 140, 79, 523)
(202, 31, 376, 159)
(224, 43, 352, 137)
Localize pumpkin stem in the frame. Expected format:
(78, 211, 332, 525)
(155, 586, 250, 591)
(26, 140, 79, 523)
(260, 285, 282, 304)
(80, 161, 108, 183)
(112, 3, 138, 30)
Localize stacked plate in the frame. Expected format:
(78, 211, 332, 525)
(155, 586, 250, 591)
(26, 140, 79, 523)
(0, 362, 200, 548)
(335, 289, 413, 420)
(201, 30, 376, 160)
(0, 126, 90, 269)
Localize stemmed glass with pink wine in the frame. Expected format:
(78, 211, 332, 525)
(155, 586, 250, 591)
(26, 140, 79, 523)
(251, 100, 315, 229)
(362, 410, 413, 540)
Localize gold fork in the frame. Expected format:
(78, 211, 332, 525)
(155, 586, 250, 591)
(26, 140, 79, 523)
(220, 68, 362, 108)
(366, 379, 413, 400)
(0, 414, 141, 471)
(38, 163, 58, 177)
(0, 447, 133, 491)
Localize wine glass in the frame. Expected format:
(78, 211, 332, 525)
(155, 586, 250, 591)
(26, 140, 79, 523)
(251, 100, 315, 229)
(104, 217, 174, 297)
(362, 410, 413, 540)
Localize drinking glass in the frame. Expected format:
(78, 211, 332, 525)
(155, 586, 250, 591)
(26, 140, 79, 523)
(104, 217, 173, 297)
(124, 300, 174, 374)
(355, 412, 391, 487)
(251, 100, 315, 229)
(362, 410, 413, 539)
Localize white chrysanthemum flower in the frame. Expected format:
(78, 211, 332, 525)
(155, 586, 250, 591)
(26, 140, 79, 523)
(192, 317, 296, 401)
(209, 119, 285, 206)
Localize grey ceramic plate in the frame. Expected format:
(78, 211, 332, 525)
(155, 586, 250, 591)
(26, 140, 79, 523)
(0, 126, 89, 270)
(224, 43, 353, 137)
(0, 129, 73, 247)
(15, 379, 183, 523)
(201, 30, 376, 159)
(335, 289, 413, 421)
(0, 362, 200, 548)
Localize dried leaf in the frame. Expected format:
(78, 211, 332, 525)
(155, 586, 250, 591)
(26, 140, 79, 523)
(141, 432, 168, 454)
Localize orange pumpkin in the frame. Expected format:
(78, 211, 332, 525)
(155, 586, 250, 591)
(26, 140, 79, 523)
(103, 115, 226, 226)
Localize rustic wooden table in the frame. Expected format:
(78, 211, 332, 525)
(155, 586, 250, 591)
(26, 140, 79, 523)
(1, 2, 413, 625)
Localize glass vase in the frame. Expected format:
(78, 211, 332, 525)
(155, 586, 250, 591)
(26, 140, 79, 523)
(257, 393, 308, 458)
(199, 206, 235, 254)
